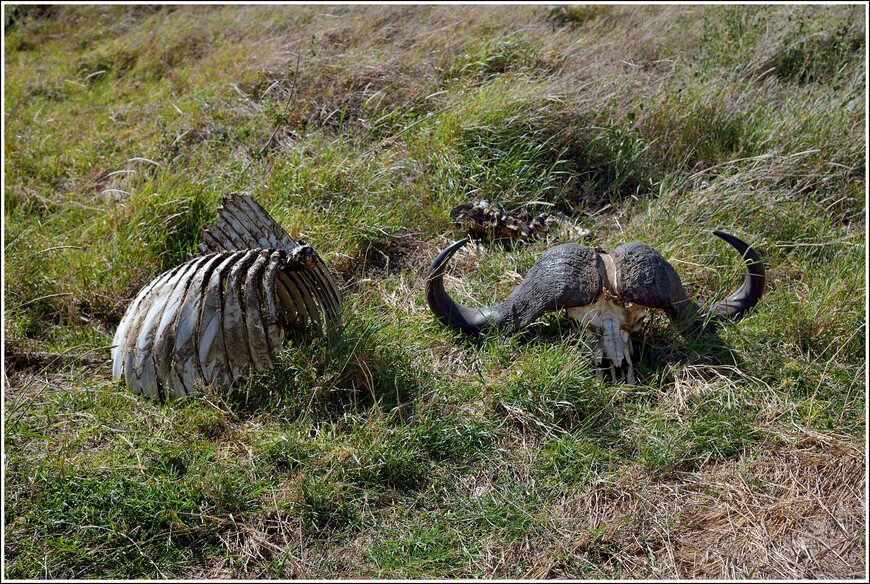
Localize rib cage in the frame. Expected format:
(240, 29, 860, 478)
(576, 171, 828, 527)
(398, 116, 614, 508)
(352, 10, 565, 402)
(111, 193, 341, 400)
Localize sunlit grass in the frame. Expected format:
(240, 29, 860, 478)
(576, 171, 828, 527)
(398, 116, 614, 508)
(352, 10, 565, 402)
(4, 4, 865, 579)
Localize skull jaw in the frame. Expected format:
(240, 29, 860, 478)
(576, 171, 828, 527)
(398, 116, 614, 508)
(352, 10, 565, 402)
(567, 295, 647, 384)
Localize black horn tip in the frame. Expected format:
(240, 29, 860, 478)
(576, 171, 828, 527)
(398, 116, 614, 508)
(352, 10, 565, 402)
(426, 237, 490, 333)
(448, 236, 471, 252)
(708, 229, 766, 321)
(712, 230, 763, 265)
(427, 238, 470, 280)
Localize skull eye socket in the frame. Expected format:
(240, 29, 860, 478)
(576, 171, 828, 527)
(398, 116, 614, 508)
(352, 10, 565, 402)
(567, 296, 647, 384)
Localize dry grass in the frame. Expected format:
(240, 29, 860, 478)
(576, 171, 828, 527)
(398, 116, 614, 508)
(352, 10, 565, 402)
(534, 430, 865, 579)
(172, 425, 866, 579)
(4, 3, 866, 580)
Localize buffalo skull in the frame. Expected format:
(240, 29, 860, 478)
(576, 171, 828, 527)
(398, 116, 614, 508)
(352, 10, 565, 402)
(425, 230, 765, 382)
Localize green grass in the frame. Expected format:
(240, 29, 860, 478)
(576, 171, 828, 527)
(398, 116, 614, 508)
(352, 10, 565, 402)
(4, 4, 866, 580)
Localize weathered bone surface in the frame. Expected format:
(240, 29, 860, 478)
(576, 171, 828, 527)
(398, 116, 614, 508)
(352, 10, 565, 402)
(425, 231, 765, 382)
(450, 199, 562, 241)
(567, 296, 647, 383)
(112, 193, 341, 400)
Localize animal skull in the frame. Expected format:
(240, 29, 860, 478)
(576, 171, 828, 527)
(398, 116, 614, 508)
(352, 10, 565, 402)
(425, 231, 765, 382)
(567, 294, 647, 383)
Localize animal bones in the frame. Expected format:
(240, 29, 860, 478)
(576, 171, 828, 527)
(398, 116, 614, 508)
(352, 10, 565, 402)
(112, 193, 341, 400)
(450, 199, 562, 241)
(425, 231, 765, 382)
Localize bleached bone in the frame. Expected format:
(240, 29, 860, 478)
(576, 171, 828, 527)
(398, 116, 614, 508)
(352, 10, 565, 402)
(567, 296, 647, 383)
(425, 231, 765, 383)
(112, 193, 341, 400)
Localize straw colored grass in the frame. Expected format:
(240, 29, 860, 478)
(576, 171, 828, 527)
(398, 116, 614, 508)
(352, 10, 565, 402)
(534, 430, 864, 579)
(4, 3, 865, 580)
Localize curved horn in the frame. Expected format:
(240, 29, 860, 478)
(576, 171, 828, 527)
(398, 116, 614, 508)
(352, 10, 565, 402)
(705, 229, 766, 321)
(425, 238, 603, 334)
(425, 238, 495, 333)
(601, 230, 766, 333)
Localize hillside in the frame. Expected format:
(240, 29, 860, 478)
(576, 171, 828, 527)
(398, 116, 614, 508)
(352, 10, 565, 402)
(3, 4, 866, 579)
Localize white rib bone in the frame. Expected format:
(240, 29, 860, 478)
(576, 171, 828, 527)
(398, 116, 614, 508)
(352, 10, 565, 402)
(243, 251, 276, 371)
(113, 193, 342, 400)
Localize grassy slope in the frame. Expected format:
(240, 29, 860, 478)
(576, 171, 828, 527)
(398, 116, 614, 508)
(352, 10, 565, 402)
(3, 4, 866, 579)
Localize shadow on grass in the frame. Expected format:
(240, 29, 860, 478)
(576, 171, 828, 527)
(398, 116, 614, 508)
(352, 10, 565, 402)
(631, 317, 746, 384)
(216, 315, 426, 422)
(455, 312, 745, 391)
